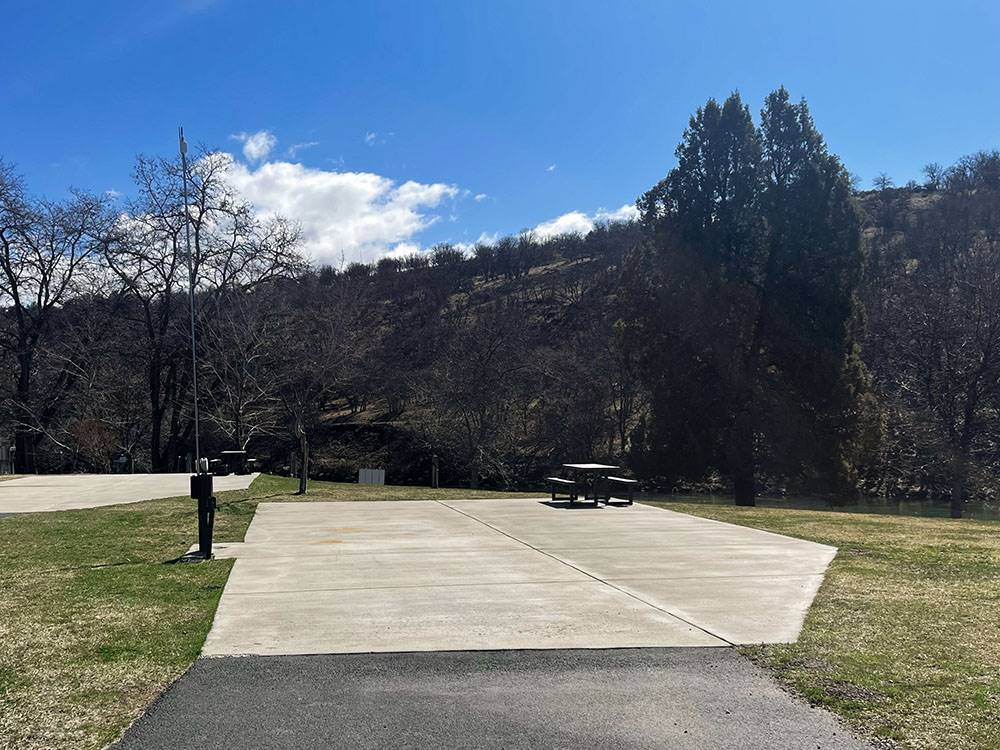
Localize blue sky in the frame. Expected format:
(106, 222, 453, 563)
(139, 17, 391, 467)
(3, 0, 999, 264)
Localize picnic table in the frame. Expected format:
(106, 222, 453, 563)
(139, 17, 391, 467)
(546, 463, 639, 506)
(563, 463, 617, 504)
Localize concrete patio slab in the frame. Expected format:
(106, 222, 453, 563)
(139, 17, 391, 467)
(220, 548, 591, 594)
(0, 473, 259, 513)
(202, 497, 837, 655)
(203, 580, 723, 656)
(611, 574, 829, 644)
(242, 504, 515, 548)
(548, 542, 835, 579)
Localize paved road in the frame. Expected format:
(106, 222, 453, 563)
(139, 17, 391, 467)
(0, 473, 259, 513)
(203, 498, 836, 654)
(113, 649, 872, 749)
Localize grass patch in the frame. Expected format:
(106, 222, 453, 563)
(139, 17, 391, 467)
(0, 475, 533, 750)
(644, 500, 1000, 750)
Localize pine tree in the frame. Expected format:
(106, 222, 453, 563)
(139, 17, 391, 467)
(635, 88, 868, 505)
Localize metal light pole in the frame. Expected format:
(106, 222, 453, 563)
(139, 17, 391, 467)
(179, 127, 214, 558)
(179, 127, 201, 470)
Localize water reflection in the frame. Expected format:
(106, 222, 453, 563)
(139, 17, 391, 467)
(639, 493, 1000, 522)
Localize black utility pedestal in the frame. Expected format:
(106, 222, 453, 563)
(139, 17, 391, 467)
(190, 473, 216, 559)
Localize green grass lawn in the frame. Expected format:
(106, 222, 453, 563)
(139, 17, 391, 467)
(0, 475, 535, 750)
(645, 500, 1000, 750)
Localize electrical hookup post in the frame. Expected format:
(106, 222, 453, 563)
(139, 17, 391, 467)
(190, 470, 216, 559)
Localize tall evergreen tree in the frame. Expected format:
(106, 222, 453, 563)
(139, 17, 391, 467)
(635, 88, 868, 505)
(750, 88, 870, 504)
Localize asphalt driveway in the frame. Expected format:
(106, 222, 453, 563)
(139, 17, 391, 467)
(113, 649, 873, 749)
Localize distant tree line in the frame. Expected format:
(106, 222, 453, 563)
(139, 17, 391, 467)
(1, 88, 998, 516)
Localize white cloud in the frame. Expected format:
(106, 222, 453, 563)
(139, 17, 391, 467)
(596, 203, 640, 223)
(231, 130, 277, 162)
(364, 131, 377, 146)
(532, 210, 593, 240)
(381, 242, 422, 260)
(474, 193, 488, 202)
(222, 158, 458, 266)
(287, 141, 319, 158)
(531, 203, 638, 240)
(546, 164, 557, 172)
(105, 189, 122, 200)
(453, 232, 501, 254)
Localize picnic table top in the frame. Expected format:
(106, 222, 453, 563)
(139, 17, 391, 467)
(562, 463, 619, 472)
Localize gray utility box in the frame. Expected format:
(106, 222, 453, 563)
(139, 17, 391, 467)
(358, 468, 385, 485)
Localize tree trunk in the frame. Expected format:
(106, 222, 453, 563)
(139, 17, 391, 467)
(13, 341, 35, 473)
(149, 355, 165, 472)
(470, 450, 480, 490)
(734, 469, 756, 506)
(13, 428, 34, 474)
(732, 409, 756, 506)
(297, 429, 309, 495)
(950, 455, 967, 519)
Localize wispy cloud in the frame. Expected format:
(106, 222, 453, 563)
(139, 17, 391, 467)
(364, 131, 395, 147)
(546, 164, 557, 173)
(287, 141, 319, 159)
(231, 130, 277, 162)
(474, 193, 488, 202)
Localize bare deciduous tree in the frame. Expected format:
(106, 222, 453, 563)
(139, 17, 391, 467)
(421, 300, 529, 488)
(106, 150, 302, 470)
(0, 162, 109, 471)
(200, 287, 283, 451)
(872, 189, 1000, 516)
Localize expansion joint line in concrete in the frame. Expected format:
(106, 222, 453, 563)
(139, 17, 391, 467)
(434, 500, 735, 647)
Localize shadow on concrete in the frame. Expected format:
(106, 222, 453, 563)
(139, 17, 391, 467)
(538, 500, 602, 510)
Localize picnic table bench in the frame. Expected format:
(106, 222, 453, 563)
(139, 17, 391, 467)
(545, 476, 579, 502)
(604, 475, 638, 505)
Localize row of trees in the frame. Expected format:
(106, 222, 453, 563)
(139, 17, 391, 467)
(0, 152, 302, 474)
(861, 154, 1000, 516)
(1, 92, 998, 515)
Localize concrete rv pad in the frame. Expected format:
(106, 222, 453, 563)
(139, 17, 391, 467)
(203, 498, 836, 655)
(0, 473, 259, 513)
